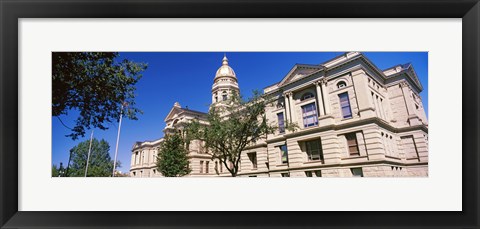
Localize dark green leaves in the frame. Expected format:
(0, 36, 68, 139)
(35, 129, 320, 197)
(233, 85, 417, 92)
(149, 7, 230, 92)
(65, 138, 118, 177)
(156, 133, 191, 177)
(185, 91, 276, 177)
(52, 52, 147, 140)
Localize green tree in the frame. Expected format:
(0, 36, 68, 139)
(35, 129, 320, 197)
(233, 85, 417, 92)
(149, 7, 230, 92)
(52, 162, 66, 177)
(52, 164, 60, 177)
(186, 91, 284, 177)
(156, 133, 191, 177)
(52, 52, 147, 140)
(66, 138, 119, 177)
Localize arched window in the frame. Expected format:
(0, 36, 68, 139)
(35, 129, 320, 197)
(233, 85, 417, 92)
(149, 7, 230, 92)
(337, 81, 347, 89)
(301, 92, 314, 101)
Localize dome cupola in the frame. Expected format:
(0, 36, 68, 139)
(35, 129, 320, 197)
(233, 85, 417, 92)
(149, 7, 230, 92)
(211, 54, 240, 106)
(214, 55, 237, 80)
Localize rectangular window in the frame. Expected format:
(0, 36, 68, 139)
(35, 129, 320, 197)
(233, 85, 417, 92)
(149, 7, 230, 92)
(351, 167, 364, 177)
(301, 103, 318, 127)
(346, 133, 360, 156)
(305, 139, 324, 162)
(339, 92, 352, 118)
(314, 170, 322, 177)
(277, 112, 285, 134)
(305, 171, 313, 177)
(280, 145, 288, 164)
(205, 161, 209, 174)
(200, 161, 203, 173)
(247, 152, 257, 169)
(281, 173, 290, 177)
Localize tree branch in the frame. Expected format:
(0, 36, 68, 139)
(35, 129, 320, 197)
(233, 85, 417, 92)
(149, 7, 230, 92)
(56, 116, 73, 130)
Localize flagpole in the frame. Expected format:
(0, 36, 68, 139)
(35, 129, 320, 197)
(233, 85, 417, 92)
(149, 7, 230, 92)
(84, 130, 94, 177)
(112, 103, 125, 177)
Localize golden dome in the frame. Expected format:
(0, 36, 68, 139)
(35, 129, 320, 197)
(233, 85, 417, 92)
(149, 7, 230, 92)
(214, 55, 236, 80)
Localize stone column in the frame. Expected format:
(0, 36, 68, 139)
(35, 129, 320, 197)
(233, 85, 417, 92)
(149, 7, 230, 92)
(314, 81, 325, 116)
(320, 78, 331, 115)
(283, 92, 291, 123)
(287, 92, 297, 125)
(318, 78, 335, 126)
(351, 69, 375, 118)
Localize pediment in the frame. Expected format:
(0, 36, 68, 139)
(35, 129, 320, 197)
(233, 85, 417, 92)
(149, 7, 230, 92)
(132, 141, 142, 150)
(164, 106, 183, 122)
(278, 64, 323, 87)
(405, 65, 423, 91)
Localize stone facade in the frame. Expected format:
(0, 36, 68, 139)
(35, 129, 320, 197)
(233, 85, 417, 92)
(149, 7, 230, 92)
(130, 52, 428, 177)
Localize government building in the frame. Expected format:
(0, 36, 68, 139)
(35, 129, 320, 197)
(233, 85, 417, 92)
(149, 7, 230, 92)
(130, 52, 428, 177)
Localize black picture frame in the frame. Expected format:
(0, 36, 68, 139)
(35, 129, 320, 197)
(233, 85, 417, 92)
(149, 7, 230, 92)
(1, 0, 479, 228)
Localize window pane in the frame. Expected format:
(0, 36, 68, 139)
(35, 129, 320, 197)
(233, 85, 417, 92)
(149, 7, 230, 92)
(306, 140, 323, 162)
(346, 133, 359, 155)
(302, 103, 317, 127)
(277, 113, 285, 133)
(280, 145, 288, 164)
(349, 146, 359, 154)
(351, 168, 363, 177)
(339, 92, 352, 118)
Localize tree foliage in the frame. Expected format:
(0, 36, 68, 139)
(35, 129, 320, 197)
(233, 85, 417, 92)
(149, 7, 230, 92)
(185, 91, 278, 177)
(52, 165, 59, 177)
(156, 133, 191, 177)
(65, 138, 120, 177)
(52, 163, 66, 177)
(52, 52, 147, 140)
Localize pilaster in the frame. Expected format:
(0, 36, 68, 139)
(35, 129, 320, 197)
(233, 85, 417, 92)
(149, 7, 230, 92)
(287, 92, 298, 126)
(351, 69, 375, 118)
(314, 81, 325, 116)
(318, 78, 335, 125)
(283, 92, 291, 124)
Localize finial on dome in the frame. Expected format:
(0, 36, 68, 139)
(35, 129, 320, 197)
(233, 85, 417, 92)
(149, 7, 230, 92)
(222, 53, 228, 65)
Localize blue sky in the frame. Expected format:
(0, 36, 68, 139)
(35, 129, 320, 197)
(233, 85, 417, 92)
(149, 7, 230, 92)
(52, 52, 428, 173)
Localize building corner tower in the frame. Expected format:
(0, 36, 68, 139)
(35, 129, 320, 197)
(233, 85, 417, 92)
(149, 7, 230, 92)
(211, 54, 240, 108)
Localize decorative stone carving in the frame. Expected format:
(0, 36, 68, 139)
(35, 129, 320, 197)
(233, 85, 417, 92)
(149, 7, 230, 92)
(319, 78, 328, 85)
(283, 91, 293, 97)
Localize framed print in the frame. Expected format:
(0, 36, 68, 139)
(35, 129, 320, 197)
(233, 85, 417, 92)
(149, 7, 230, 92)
(1, 0, 479, 228)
